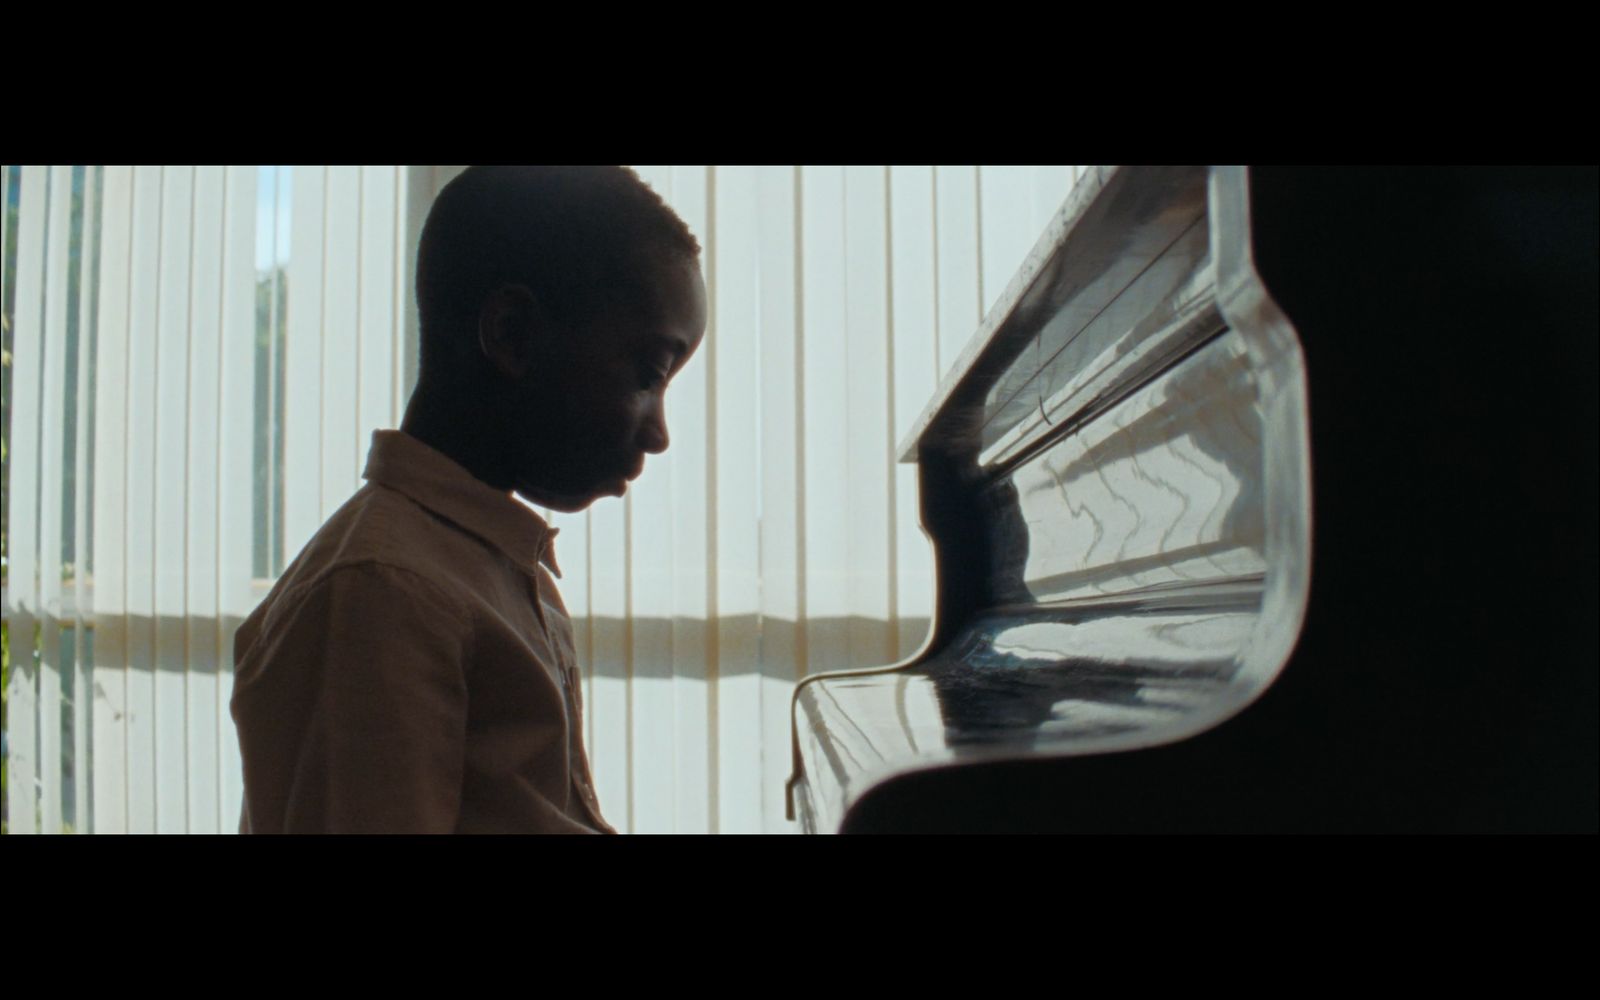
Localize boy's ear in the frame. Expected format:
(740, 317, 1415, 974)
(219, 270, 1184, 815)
(478, 283, 543, 380)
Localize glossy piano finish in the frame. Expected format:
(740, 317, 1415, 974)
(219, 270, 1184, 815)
(789, 166, 1316, 832)
(795, 595, 1261, 834)
(995, 329, 1265, 605)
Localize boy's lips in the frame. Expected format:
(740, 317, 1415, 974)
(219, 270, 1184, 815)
(602, 461, 644, 498)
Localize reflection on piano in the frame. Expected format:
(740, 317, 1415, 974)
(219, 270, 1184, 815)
(787, 166, 1597, 833)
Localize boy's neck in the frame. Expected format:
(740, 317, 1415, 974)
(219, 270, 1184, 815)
(400, 377, 516, 493)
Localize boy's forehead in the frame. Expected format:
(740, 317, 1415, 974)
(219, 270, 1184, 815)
(635, 256, 707, 346)
(582, 257, 705, 355)
(647, 254, 705, 311)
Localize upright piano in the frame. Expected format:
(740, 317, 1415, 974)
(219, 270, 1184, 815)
(787, 165, 1597, 833)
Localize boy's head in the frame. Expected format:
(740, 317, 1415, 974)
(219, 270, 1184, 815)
(415, 166, 706, 512)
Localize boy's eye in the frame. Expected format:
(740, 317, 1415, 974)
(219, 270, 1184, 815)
(639, 363, 669, 390)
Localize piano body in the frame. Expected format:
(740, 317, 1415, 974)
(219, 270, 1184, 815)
(787, 165, 1597, 833)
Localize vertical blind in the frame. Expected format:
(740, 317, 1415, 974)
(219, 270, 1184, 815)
(2, 164, 1087, 834)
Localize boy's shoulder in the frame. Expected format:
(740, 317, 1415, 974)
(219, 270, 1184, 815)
(239, 481, 508, 647)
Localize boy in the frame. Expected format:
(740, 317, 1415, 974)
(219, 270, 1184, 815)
(230, 166, 707, 833)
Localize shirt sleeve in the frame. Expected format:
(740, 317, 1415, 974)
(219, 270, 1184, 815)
(232, 563, 471, 834)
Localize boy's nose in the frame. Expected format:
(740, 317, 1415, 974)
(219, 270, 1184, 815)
(639, 408, 669, 454)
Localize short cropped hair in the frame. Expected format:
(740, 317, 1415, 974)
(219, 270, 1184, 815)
(415, 166, 701, 376)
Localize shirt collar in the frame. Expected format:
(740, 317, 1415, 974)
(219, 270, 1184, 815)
(362, 430, 561, 578)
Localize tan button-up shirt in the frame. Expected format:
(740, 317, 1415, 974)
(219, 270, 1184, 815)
(231, 430, 614, 834)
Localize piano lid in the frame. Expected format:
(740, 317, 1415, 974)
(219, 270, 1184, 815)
(897, 165, 1213, 468)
